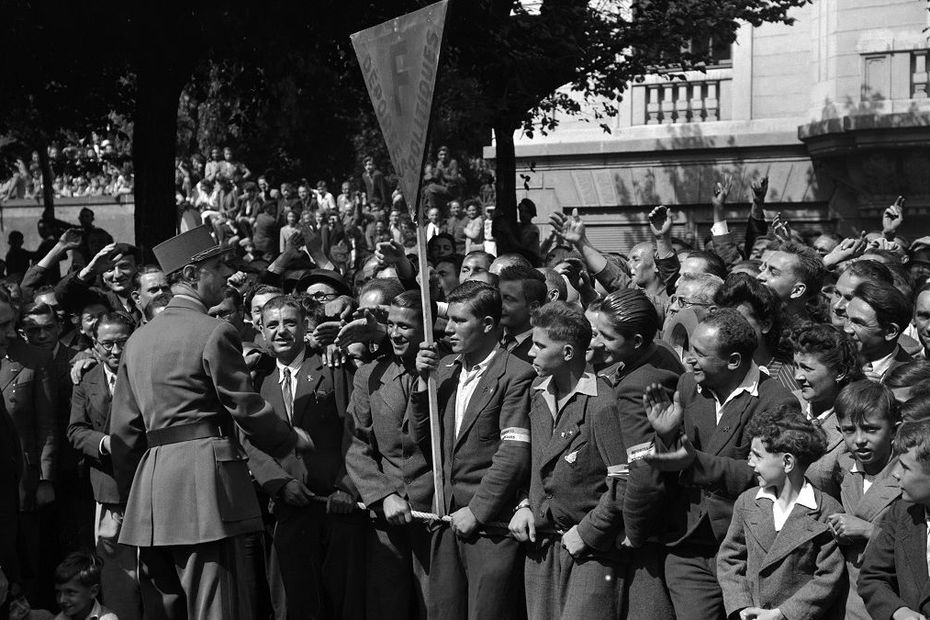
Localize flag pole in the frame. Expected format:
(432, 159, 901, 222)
(350, 0, 450, 516)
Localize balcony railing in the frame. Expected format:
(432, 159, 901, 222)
(642, 79, 725, 125)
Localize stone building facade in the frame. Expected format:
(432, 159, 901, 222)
(488, 0, 930, 253)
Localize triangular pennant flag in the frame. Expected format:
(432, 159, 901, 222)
(351, 0, 448, 222)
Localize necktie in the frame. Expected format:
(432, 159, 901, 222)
(282, 369, 294, 423)
(501, 333, 517, 351)
(108, 373, 116, 395)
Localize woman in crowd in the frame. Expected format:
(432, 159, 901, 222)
(794, 322, 864, 499)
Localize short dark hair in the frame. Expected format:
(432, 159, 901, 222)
(54, 551, 102, 587)
(21, 302, 57, 326)
(902, 393, 930, 423)
(531, 301, 592, 352)
(360, 278, 405, 305)
(93, 311, 135, 339)
(463, 250, 494, 266)
(893, 418, 930, 464)
(886, 360, 930, 390)
(537, 268, 567, 301)
(391, 289, 436, 327)
(835, 380, 900, 427)
(793, 323, 863, 387)
(747, 403, 827, 468)
(702, 308, 758, 359)
(596, 288, 656, 343)
(446, 281, 501, 323)
(498, 265, 547, 307)
(246, 284, 283, 309)
(714, 273, 782, 351)
(779, 242, 826, 298)
(840, 259, 893, 285)
(684, 250, 727, 280)
(852, 280, 913, 332)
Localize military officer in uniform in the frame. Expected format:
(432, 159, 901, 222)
(109, 226, 313, 620)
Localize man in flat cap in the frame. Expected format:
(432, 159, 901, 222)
(108, 226, 313, 619)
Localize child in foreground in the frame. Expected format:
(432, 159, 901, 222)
(826, 380, 901, 620)
(53, 552, 117, 620)
(717, 405, 846, 620)
(859, 418, 930, 620)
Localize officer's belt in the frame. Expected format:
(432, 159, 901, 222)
(146, 418, 232, 447)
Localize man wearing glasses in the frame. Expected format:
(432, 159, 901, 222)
(67, 311, 141, 619)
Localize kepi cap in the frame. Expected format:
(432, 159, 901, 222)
(153, 225, 232, 275)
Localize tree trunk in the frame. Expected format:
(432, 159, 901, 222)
(493, 119, 517, 222)
(37, 144, 55, 220)
(132, 58, 187, 261)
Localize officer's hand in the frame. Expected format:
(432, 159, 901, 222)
(382, 493, 413, 526)
(326, 490, 356, 515)
(415, 342, 440, 379)
(450, 506, 479, 538)
(280, 479, 313, 507)
(561, 525, 587, 558)
(508, 507, 536, 543)
(36, 480, 55, 508)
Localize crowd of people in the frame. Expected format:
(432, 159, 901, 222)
(1, 135, 134, 201)
(0, 154, 929, 620)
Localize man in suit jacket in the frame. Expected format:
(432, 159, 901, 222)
(498, 265, 546, 366)
(509, 302, 629, 619)
(413, 280, 533, 620)
(54, 241, 144, 326)
(243, 296, 364, 620)
(642, 309, 796, 620)
(67, 312, 141, 619)
(0, 295, 57, 605)
(346, 290, 434, 620)
(593, 289, 682, 619)
(361, 157, 390, 207)
(859, 418, 930, 620)
(109, 226, 313, 620)
(844, 280, 913, 383)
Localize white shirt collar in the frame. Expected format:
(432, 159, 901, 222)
(698, 362, 761, 406)
(755, 480, 818, 510)
(533, 372, 599, 419)
(276, 347, 306, 382)
(456, 347, 498, 373)
(867, 346, 900, 379)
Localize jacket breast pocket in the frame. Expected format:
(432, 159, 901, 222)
(478, 407, 501, 442)
(212, 441, 259, 522)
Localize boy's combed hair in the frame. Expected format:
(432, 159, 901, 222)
(55, 551, 102, 587)
(746, 403, 828, 468)
(531, 301, 592, 353)
(446, 281, 501, 323)
(901, 393, 930, 423)
(894, 418, 930, 462)
(835, 380, 900, 427)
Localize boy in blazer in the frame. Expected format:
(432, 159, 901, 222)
(242, 295, 364, 620)
(826, 380, 901, 620)
(345, 290, 434, 620)
(858, 418, 930, 620)
(497, 265, 547, 366)
(413, 280, 533, 620)
(67, 312, 142, 619)
(717, 406, 845, 620)
(508, 302, 628, 619)
(643, 309, 796, 620)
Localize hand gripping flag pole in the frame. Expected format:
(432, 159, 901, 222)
(351, 0, 450, 517)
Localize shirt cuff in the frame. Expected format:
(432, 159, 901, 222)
(98, 436, 108, 457)
(710, 221, 729, 236)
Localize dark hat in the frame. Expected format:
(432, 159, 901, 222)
(292, 269, 351, 297)
(152, 225, 231, 275)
